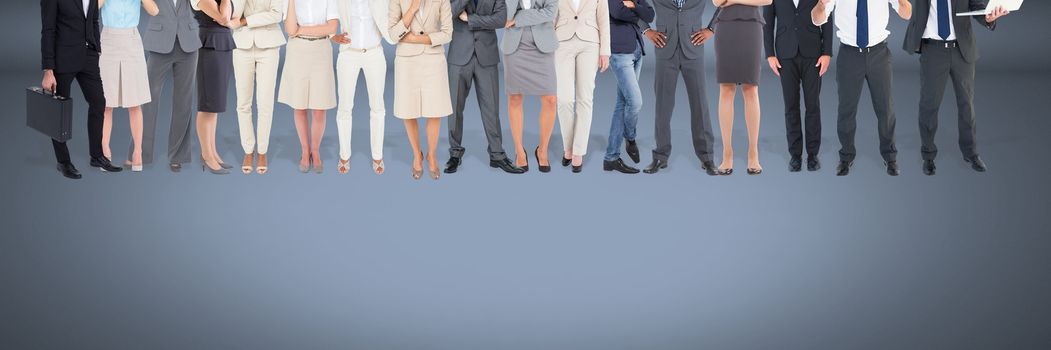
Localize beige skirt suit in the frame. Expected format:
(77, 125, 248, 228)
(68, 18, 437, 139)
(388, 0, 453, 119)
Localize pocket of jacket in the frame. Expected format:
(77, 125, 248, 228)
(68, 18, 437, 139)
(149, 22, 164, 31)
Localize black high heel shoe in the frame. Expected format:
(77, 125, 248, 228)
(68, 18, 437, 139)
(535, 147, 550, 173)
(562, 155, 571, 167)
(718, 168, 734, 176)
(516, 148, 529, 173)
(747, 168, 763, 175)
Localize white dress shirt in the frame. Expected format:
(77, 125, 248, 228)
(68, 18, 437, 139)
(343, 0, 381, 49)
(571, 0, 580, 11)
(84, 0, 91, 16)
(817, 0, 901, 48)
(793, 0, 799, 7)
(522, 0, 532, 10)
(294, 0, 340, 26)
(922, 0, 957, 40)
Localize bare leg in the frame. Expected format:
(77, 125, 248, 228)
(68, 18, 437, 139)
(537, 95, 557, 167)
(404, 119, 422, 173)
(103, 107, 114, 159)
(197, 112, 221, 170)
(718, 84, 737, 170)
(206, 115, 224, 165)
(128, 106, 143, 166)
(743, 84, 762, 171)
(426, 118, 441, 173)
(508, 94, 526, 167)
(311, 109, 327, 167)
(293, 109, 310, 168)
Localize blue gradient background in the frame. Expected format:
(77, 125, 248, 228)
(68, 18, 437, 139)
(1, 1, 1049, 349)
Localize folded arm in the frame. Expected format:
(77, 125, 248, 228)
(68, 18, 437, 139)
(513, 0, 558, 27)
(244, 0, 284, 27)
(469, 0, 507, 29)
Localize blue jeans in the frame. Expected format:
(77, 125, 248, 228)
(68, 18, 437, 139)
(605, 47, 644, 161)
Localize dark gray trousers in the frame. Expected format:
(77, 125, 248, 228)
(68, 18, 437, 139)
(836, 43, 897, 163)
(918, 41, 978, 160)
(779, 56, 823, 158)
(447, 55, 506, 161)
(131, 45, 198, 165)
(652, 47, 716, 163)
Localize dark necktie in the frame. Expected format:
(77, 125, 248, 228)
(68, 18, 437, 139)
(856, 0, 869, 48)
(938, 0, 951, 39)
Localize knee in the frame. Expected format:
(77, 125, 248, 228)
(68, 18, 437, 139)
(719, 84, 737, 95)
(508, 94, 524, 106)
(541, 95, 558, 106)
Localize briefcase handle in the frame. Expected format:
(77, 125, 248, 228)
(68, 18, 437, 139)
(29, 86, 68, 101)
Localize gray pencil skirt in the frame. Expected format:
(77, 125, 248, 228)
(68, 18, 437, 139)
(503, 28, 556, 96)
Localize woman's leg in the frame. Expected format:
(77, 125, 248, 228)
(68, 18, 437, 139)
(404, 119, 422, 172)
(718, 84, 737, 170)
(103, 107, 114, 159)
(743, 84, 762, 170)
(310, 109, 327, 166)
(508, 94, 526, 167)
(196, 112, 221, 170)
(128, 106, 143, 165)
(293, 109, 310, 168)
(538, 95, 557, 166)
(426, 118, 441, 172)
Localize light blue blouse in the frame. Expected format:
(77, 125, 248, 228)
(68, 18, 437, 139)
(101, 0, 142, 29)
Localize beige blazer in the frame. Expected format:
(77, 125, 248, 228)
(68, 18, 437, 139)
(388, 0, 453, 56)
(232, 0, 288, 49)
(554, 0, 610, 56)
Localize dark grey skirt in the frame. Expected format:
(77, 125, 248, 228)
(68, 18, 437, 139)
(503, 28, 556, 96)
(714, 20, 764, 86)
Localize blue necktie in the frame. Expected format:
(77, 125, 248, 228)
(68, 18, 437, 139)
(856, 0, 868, 48)
(938, 0, 951, 39)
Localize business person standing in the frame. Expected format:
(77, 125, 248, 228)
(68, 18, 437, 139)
(280, 0, 340, 174)
(713, 0, 771, 176)
(763, 0, 833, 172)
(227, 0, 286, 175)
(554, 0, 610, 173)
(98, 0, 159, 173)
(640, 0, 719, 175)
(444, 0, 525, 174)
(389, 0, 454, 180)
(40, 0, 124, 179)
(813, 0, 911, 176)
(191, 0, 235, 174)
(503, 0, 559, 173)
(136, 0, 204, 173)
(903, 1, 1007, 175)
(332, 0, 395, 175)
(603, 0, 653, 174)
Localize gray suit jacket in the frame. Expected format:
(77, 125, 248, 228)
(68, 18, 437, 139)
(144, 0, 203, 54)
(449, 0, 507, 66)
(903, 0, 995, 64)
(502, 0, 559, 54)
(642, 0, 708, 60)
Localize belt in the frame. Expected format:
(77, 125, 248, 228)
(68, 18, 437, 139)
(342, 44, 382, 53)
(294, 35, 329, 41)
(841, 40, 887, 53)
(922, 38, 959, 48)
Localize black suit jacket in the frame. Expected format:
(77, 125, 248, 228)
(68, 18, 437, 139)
(762, 0, 833, 59)
(41, 0, 101, 73)
(903, 0, 995, 63)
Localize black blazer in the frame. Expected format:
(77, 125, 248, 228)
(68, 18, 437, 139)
(762, 0, 833, 59)
(41, 0, 101, 74)
(609, 0, 655, 55)
(903, 0, 995, 63)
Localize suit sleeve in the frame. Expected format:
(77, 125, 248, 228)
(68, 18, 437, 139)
(451, 0, 467, 16)
(821, 6, 833, 56)
(469, 0, 508, 29)
(41, 0, 57, 71)
(389, 0, 409, 40)
(245, 0, 285, 27)
(598, 0, 611, 55)
(428, 0, 453, 46)
(636, 0, 654, 22)
(513, 0, 558, 27)
(970, 0, 995, 30)
(762, 4, 775, 57)
(609, 0, 638, 22)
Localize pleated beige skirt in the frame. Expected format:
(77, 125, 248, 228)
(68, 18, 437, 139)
(393, 53, 452, 119)
(100, 27, 151, 108)
(278, 37, 337, 110)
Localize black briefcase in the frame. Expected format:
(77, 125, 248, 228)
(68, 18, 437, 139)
(26, 87, 73, 142)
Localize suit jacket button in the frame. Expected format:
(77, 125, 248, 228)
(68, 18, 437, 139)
(574, 16, 578, 19)
(419, 31, 425, 34)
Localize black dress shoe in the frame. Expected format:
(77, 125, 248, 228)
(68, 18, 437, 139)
(885, 161, 901, 176)
(701, 161, 719, 176)
(561, 156, 571, 167)
(789, 156, 803, 172)
(807, 157, 821, 171)
(57, 162, 82, 179)
(836, 161, 852, 176)
(922, 159, 936, 176)
(534, 147, 550, 173)
(965, 155, 987, 172)
(626, 139, 640, 164)
(444, 156, 461, 174)
(603, 158, 640, 174)
(643, 158, 667, 174)
(170, 163, 183, 173)
(490, 158, 526, 174)
(90, 156, 123, 172)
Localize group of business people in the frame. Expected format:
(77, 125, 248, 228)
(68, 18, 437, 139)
(38, 0, 1009, 180)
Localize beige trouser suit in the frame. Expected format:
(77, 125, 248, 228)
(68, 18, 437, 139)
(232, 0, 286, 155)
(335, 0, 395, 161)
(554, 0, 610, 156)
